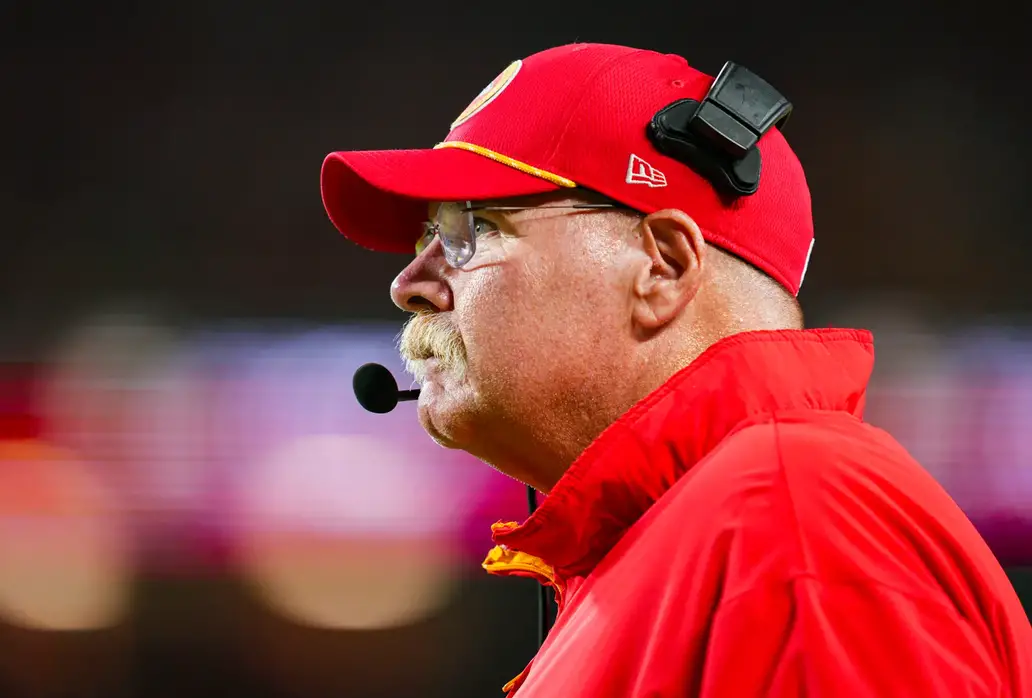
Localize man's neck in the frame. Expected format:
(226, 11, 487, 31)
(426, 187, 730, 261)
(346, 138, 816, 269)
(495, 348, 709, 494)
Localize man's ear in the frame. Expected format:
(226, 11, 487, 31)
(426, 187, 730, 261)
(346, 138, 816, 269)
(631, 209, 706, 332)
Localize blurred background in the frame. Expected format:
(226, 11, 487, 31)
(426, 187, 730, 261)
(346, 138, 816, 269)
(1, 1, 1030, 696)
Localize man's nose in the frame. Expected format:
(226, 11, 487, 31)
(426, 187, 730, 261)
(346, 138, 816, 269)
(390, 243, 454, 312)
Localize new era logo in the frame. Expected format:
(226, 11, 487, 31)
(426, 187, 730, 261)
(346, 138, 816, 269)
(626, 154, 667, 188)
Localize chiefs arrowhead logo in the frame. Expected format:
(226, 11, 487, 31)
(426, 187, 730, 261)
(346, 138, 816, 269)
(450, 60, 522, 130)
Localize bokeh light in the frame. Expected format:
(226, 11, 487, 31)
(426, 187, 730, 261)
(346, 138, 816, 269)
(0, 439, 131, 631)
(236, 433, 461, 629)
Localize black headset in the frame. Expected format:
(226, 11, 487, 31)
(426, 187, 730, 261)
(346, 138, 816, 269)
(647, 61, 792, 198)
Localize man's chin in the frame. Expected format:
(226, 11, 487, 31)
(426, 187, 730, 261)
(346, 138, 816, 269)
(415, 372, 475, 451)
(417, 403, 467, 452)
(415, 382, 544, 491)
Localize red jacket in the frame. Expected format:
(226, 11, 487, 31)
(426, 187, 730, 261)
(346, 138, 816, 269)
(483, 329, 1032, 697)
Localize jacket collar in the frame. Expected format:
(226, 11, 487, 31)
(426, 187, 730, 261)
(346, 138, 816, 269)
(489, 328, 875, 579)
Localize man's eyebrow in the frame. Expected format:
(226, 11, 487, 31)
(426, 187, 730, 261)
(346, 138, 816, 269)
(470, 197, 531, 208)
(473, 193, 569, 208)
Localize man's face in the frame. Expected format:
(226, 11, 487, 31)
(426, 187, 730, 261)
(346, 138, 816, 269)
(391, 192, 638, 483)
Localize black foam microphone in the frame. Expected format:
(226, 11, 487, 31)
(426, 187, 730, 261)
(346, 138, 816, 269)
(353, 363, 420, 413)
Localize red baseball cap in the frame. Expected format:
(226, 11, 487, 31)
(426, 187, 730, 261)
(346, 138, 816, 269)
(321, 43, 815, 294)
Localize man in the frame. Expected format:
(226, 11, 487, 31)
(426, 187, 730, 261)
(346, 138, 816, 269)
(320, 43, 1032, 697)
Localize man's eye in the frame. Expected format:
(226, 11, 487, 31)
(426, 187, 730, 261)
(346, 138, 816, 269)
(472, 216, 499, 236)
(415, 227, 435, 255)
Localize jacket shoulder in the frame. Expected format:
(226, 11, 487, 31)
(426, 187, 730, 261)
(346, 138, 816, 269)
(697, 410, 918, 489)
(658, 411, 977, 598)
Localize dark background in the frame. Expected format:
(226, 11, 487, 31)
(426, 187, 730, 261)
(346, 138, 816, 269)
(0, 1, 1029, 696)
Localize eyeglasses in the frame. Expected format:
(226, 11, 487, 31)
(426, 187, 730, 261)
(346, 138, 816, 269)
(416, 198, 628, 269)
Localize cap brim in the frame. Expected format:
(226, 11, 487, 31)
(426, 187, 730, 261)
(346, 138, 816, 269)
(321, 148, 562, 254)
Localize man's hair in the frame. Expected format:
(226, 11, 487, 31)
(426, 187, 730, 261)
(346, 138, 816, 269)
(706, 246, 805, 330)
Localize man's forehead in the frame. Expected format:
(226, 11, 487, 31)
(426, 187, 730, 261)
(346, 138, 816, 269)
(425, 189, 606, 216)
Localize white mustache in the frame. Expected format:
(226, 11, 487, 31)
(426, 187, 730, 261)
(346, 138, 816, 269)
(398, 312, 467, 382)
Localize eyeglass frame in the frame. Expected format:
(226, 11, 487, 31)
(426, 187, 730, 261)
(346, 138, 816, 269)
(416, 192, 633, 269)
